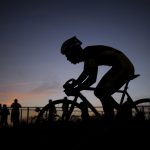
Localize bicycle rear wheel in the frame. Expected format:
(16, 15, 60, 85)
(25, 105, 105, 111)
(36, 99, 82, 125)
(132, 98, 150, 120)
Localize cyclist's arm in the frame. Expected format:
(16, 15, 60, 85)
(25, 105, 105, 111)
(75, 59, 98, 90)
(76, 70, 88, 84)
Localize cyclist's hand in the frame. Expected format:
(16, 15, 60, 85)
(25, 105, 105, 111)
(63, 78, 77, 89)
(64, 87, 79, 96)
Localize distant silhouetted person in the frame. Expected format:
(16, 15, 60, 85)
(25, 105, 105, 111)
(0, 104, 2, 125)
(62, 97, 69, 121)
(61, 36, 135, 121)
(11, 99, 22, 127)
(47, 99, 56, 122)
(80, 101, 90, 122)
(1, 104, 10, 127)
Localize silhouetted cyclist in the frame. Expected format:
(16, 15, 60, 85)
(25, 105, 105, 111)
(61, 36, 135, 120)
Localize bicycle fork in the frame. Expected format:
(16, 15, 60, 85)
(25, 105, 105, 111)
(65, 95, 78, 121)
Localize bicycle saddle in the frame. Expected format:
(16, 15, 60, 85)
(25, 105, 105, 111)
(129, 74, 140, 80)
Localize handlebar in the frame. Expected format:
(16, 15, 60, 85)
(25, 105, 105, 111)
(64, 78, 95, 91)
(63, 78, 76, 89)
(63, 79, 96, 96)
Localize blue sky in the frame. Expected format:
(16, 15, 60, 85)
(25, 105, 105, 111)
(0, 0, 150, 106)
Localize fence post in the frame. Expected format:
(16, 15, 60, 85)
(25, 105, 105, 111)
(20, 108, 22, 122)
(27, 107, 29, 124)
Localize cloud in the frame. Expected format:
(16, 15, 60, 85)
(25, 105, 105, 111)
(30, 80, 61, 94)
(0, 79, 62, 106)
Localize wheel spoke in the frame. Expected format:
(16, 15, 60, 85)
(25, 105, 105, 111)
(36, 99, 83, 126)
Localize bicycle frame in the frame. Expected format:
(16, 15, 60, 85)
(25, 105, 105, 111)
(36, 74, 150, 123)
(65, 92, 101, 120)
(67, 78, 139, 119)
(117, 89, 140, 113)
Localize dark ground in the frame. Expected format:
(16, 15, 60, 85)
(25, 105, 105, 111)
(0, 120, 150, 150)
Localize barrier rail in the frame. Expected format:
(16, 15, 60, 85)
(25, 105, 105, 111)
(1, 105, 150, 127)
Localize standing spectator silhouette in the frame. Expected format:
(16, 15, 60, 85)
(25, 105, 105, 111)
(1, 104, 10, 127)
(47, 99, 56, 122)
(80, 101, 90, 122)
(11, 99, 22, 127)
(62, 97, 69, 121)
(0, 104, 2, 126)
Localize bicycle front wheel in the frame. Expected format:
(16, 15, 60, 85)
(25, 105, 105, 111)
(36, 99, 82, 125)
(132, 98, 150, 120)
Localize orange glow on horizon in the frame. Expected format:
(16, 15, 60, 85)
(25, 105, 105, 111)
(0, 87, 63, 107)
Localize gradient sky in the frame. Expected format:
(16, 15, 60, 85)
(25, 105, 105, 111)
(0, 0, 150, 107)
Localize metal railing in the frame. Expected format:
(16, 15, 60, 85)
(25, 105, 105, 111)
(1, 105, 150, 127)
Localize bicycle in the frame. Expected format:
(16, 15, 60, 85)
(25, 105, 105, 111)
(36, 74, 150, 124)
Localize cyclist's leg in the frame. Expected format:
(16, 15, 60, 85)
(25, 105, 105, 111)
(94, 67, 131, 120)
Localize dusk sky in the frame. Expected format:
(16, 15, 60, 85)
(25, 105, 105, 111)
(0, 0, 150, 107)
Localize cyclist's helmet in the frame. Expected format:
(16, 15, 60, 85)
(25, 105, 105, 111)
(61, 36, 82, 55)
